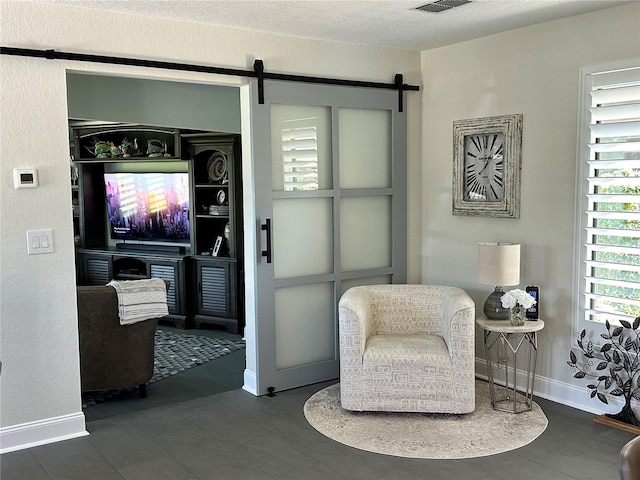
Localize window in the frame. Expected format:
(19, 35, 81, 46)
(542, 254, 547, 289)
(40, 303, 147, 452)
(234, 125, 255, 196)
(280, 119, 319, 192)
(574, 64, 640, 330)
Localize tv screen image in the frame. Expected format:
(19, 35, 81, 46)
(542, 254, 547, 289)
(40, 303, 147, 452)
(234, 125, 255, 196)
(104, 172, 190, 243)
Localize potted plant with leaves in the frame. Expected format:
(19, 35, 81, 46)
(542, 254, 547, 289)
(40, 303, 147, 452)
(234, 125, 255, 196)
(567, 316, 640, 426)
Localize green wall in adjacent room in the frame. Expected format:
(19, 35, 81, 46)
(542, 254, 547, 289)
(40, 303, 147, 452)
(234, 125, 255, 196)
(66, 73, 241, 134)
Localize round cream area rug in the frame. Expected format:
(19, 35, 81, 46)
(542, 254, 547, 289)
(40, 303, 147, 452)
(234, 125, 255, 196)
(303, 381, 548, 459)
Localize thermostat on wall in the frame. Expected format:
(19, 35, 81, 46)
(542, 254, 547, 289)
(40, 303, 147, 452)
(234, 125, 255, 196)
(13, 168, 38, 188)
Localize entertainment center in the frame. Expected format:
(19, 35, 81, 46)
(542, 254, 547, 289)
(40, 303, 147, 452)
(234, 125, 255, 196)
(71, 122, 243, 333)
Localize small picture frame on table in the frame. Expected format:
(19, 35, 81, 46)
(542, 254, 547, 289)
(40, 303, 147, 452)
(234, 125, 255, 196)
(212, 236, 223, 257)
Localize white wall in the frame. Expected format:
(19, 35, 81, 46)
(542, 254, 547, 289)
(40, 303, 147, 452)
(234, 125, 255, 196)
(3, 0, 635, 453)
(0, 0, 421, 451)
(421, 3, 640, 409)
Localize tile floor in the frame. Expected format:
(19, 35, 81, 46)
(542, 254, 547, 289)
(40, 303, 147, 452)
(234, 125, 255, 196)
(1, 325, 635, 480)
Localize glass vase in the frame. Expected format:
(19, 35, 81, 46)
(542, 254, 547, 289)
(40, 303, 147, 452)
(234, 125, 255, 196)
(509, 305, 526, 326)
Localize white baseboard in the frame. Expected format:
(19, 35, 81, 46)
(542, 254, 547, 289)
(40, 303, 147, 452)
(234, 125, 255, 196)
(242, 369, 258, 396)
(0, 412, 88, 454)
(475, 357, 633, 416)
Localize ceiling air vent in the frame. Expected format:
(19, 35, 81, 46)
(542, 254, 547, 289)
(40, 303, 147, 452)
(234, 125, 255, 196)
(414, 0, 471, 14)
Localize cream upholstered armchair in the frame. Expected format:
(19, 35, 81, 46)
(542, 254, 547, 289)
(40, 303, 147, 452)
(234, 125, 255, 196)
(338, 284, 475, 414)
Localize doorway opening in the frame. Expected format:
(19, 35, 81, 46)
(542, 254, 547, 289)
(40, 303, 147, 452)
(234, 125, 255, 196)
(67, 72, 247, 420)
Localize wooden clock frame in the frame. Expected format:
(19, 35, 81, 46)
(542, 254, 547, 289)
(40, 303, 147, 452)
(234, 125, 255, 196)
(452, 114, 523, 218)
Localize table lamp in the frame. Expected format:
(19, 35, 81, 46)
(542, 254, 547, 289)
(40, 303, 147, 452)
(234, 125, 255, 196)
(478, 242, 521, 319)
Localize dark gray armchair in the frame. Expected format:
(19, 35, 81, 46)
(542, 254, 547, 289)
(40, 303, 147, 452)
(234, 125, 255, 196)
(77, 283, 166, 397)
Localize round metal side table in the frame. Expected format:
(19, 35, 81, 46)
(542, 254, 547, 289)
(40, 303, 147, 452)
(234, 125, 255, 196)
(476, 317, 545, 414)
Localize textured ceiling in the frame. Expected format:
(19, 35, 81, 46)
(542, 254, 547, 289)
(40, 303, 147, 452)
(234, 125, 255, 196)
(44, 0, 632, 51)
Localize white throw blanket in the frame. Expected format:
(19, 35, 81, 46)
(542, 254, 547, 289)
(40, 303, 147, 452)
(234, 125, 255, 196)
(107, 278, 169, 325)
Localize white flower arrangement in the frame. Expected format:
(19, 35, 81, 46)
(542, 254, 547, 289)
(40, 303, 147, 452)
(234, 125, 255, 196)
(500, 288, 537, 309)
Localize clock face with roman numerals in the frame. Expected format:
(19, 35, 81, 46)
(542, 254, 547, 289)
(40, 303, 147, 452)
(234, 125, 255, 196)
(463, 133, 505, 202)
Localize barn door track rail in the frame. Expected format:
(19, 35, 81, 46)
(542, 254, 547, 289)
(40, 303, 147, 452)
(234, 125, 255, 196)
(1, 46, 419, 112)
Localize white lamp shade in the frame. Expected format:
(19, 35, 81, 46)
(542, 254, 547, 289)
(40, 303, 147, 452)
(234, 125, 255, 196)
(478, 242, 521, 286)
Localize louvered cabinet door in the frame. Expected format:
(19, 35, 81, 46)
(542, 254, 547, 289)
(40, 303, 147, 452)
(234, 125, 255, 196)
(191, 258, 238, 333)
(149, 263, 178, 313)
(197, 260, 231, 318)
(149, 260, 186, 316)
(83, 254, 112, 285)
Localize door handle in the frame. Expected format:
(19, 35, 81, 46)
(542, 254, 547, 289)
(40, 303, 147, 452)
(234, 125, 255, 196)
(261, 218, 272, 264)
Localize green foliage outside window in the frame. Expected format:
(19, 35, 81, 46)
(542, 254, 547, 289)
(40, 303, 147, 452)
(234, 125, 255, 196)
(593, 159, 640, 318)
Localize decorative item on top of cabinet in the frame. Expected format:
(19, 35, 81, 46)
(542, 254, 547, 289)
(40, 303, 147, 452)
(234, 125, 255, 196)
(71, 124, 181, 162)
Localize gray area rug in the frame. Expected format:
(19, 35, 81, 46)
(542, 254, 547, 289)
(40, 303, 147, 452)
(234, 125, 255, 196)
(82, 329, 245, 408)
(304, 380, 548, 459)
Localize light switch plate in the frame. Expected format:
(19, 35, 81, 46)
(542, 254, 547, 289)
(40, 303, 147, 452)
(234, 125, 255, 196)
(26, 229, 53, 255)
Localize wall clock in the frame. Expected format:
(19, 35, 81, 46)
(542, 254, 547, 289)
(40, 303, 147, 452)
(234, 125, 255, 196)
(452, 114, 523, 218)
(216, 189, 226, 205)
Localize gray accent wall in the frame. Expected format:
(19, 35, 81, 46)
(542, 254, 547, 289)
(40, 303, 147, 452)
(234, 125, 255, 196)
(66, 73, 240, 133)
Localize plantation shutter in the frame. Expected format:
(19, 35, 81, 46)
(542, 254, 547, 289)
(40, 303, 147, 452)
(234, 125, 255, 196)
(579, 65, 640, 325)
(280, 121, 319, 192)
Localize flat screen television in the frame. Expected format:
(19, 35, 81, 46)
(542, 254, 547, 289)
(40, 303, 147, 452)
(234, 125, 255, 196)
(104, 172, 190, 244)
